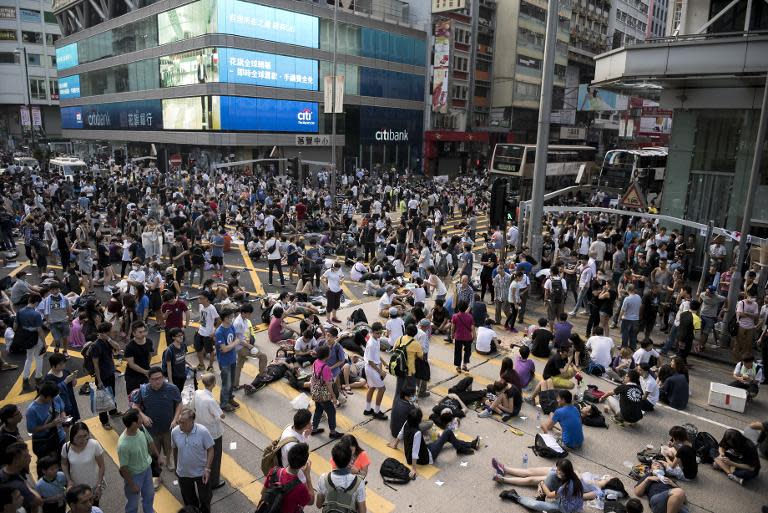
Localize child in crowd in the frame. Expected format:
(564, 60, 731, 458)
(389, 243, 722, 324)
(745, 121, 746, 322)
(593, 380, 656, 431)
(36, 456, 67, 513)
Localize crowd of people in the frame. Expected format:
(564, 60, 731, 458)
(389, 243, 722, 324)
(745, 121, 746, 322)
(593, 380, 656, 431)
(0, 155, 765, 513)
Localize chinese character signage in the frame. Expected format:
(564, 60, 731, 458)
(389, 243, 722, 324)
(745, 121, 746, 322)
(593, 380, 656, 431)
(19, 8, 41, 23)
(218, 48, 317, 90)
(295, 135, 331, 146)
(55, 43, 78, 71)
(31, 106, 42, 127)
(0, 6, 16, 19)
(58, 75, 80, 99)
(432, 0, 466, 13)
(60, 100, 162, 130)
(217, 0, 318, 48)
(219, 97, 318, 133)
(431, 19, 451, 114)
(19, 106, 31, 127)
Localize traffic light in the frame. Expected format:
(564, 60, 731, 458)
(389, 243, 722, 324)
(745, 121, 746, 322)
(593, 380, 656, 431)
(490, 178, 507, 228)
(286, 157, 299, 178)
(505, 198, 518, 223)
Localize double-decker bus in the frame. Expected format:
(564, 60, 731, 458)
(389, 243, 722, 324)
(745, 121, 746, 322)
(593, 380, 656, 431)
(597, 147, 668, 196)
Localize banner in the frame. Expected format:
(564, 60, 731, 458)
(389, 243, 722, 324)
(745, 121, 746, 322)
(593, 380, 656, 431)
(334, 75, 344, 114)
(432, 19, 451, 114)
(217, 0, 319, 49)
(31, 106, 42, 127)
(217, 48, 317, 90)
(219, 97, 318, 133)
(577, 84, 628, 111)
(324, 76, 333, 114)
(19, 106, 31, 127)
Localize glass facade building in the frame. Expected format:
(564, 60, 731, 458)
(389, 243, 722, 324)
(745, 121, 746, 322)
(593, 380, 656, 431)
(54, 0, 427, 170)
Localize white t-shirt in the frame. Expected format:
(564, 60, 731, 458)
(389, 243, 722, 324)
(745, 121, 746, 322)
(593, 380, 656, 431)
(280, 425, 308, 475)
(198, 304, 219, 337)
(586, 335, 614, 368)
(386, 318, 405, 342)
(429, 275, 447, 297)
(364, 336, 382, 366)
(475, 326, 497, 353)
(266, 238, 281, 260)
(192, 388, 223, 439)
(640, 374, 659, 405)
(378, 292, 393, 310)
(61, 439, 104, 488)
(412, 286, 427, 305)
(350, 262, 368, 282)
(322, 268, 343, 293)
(318, 472, 366, 503)
(264, 215, 275, 233)
(632, 347, 660, 366)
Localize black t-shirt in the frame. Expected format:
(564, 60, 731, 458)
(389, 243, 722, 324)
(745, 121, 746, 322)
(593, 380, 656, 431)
(614, 383, 644, 423)
(675, 444, 698, 479)
(480, 252, 497, 275)
(0, 428, 23, 466)
(124, 339, 154, 380)
(725, 442, 761, 473)
(531, 329, 554, 358)
(543, 354, 566, 380)
(93, 338, 116, 379)
(641, 477, 675, 500)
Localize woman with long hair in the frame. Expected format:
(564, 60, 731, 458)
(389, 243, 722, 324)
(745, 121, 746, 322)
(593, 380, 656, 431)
(499, 459, 585, 513)
(61, 421, 106, 506)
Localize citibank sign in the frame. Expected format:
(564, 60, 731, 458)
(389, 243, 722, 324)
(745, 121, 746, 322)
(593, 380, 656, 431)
(375, 129, 409, 142)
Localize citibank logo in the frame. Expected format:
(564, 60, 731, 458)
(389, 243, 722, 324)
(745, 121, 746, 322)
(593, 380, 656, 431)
(297, 108, 314, 125)
(87, 110, 110, 127)
(375, 129, 409, 142)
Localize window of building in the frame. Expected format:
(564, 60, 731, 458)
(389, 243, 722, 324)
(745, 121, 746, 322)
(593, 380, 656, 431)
(44, 11, 57, 24)
(29, 77, 47, 99)
(515, 80, 541, 100)
(49, 55, 56, 67)
(0, 52, 15, 63)
(21, 31, 42, 44)
(453, 27, 470, 44)
(157, 0, 214, 45)
(19, 8, 41, 23)
(49, 78, 58, 99)
(45, 33, 60, 45)
(452, 84, 468, 100)
(0, 29, 16, 41)
(27, 53, 41, 65)
(453, 55, 468, 71)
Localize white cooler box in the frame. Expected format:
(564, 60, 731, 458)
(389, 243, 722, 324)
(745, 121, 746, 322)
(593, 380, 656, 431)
(708, 382, 748, 413)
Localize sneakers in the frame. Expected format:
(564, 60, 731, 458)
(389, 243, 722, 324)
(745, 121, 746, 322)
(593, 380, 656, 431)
(363, 409, 374, 416)
(499, 489, 520, 502)
(311, 428, 325, 436)
(456, 447, 475, 455)
(152, 477, 161, 490)
(372, 412, 388, 420)
(727, 473, 743, 485)
(101, 423, 113, 430)
(329, 431, 344, 439)
(501, 413, 514, 422)
(229, 398, 240, 408)
(222, 404, 236, 412)
(478, 409, 493, 418)
(471, 437, 480, 450)
(491, 458, 505, 475)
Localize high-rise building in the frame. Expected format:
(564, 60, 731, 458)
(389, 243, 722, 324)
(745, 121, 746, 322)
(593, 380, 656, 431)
(607, 0, 649, 48)
(646, 0, 668, 37)
(51, 0, 428, 171)
(0, 0, 62, 150)
(424, 0, 497, 174)
(490, 0, 571, 142)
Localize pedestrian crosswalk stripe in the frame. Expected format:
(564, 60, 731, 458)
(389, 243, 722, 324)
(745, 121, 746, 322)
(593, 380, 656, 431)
(84, 417, 183, 511)
(220, 451, 264, 502)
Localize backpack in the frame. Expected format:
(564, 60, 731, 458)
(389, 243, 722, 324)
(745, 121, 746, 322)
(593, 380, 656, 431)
(579, 402, 608, 428)
(728, 308, 740, 336)
(81, 340, 97, 376)
(436, 252, 449, 277)
(322, 474, 362, 513)
(388, 336, 413, 377)
(260, 436, 298, 476)
(585, 361, 605, 376)
(379, 457, 412, 485)
(255, 467, 302, 513)
(694, 431, 719, 464)
(349, 308, 368, 325)
(191, 245, 205, 265)
(583, 385, 606, 403)
(538, 389, 559, 414)
(529, 433, 568, 459)
(550, 278, 565, 304)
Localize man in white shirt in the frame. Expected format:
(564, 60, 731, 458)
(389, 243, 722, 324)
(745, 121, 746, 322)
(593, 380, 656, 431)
(278, 409, 312, 481)
(569, 257, 596, 315)
(638, 363, 659, 411)
(378, 285, 405, 317)
(363, 322, 388, 419)
(507, 224, 520, 250)
(192, 372, 225, 489)
(585, 326, 614, 369)
(195, 291, 219, 371)
(386, 310, 405, 344)
(475, 319, 499, 355)
(265, 234, 284, 287)
(126, 260, 146, 297)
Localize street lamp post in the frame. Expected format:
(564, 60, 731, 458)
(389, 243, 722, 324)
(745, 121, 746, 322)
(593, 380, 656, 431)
(329, 0, 338, 201)
(15, 46, 34, 150)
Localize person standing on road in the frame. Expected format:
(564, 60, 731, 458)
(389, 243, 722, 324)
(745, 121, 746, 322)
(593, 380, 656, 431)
(261, 443, 314, 513)
(192, 372, 226, 491)
(734, 291, 759, 362)
(38, 281, 72, 358)
(310, 344, 344, 440)
(91, 322, 122, 430)
(316, 443, 366, 513)
(322, 261, 344, 324)
(195, 291, 219, 372)
(363, 322, 389, 420)
(117, 409, 157, 513)
(214, 309, 239, 412)
(544, 266, 567, 331)
(619, 285, 641, 350)
(265, 232, 285, 287)
(15, 292, 46, 391)
(171, 409, 215, 513)
(65, 484, 104, 513)
(451, 301, 475, 374)
(123, 321, 154, 400)
(61, 422, 106, 507)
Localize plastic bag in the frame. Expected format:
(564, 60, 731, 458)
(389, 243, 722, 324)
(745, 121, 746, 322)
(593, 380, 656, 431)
(290, 393, 311, 410)
(90, 384, 116, 413)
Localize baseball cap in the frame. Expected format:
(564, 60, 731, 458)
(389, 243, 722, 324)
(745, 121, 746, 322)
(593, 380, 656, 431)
(707, 285, 717, 292)
(418, 318, 431, 326)
(389, 307, 398, 316)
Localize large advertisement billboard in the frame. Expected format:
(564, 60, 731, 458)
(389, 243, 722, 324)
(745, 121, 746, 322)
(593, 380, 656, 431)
(217, 0, 318, 48)
(55, 43, 78, 71)
(431, 19, 450, 114)
(218, 48, 317, 90)
(219, 97, 318, 132)
(61, 100, 162, 130)
(577, 84, 628, 111)
(58, 75, 80, 99)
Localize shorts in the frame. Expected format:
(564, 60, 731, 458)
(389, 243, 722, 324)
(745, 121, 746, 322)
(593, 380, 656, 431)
(326, 289, 342, 311)
(701, 315, 716, 335)
(194, 333, 214, 353)
(210, 255, 223, 266)
(49, 322, 70, 343)
(365, 364, 385, 388)
(649, 490, 689, 513)
(546, 301, 564, 321)
(551, 375, 575, 389)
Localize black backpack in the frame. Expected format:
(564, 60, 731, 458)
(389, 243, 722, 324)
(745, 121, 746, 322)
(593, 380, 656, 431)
(349, 308, 368, 325)
(578, 402, 608, 428)
(380, 457, 412, 485)
(388, 337, 413, 377)
(81, 341, 97, 376)
(538, 389, 559, 414)
(529, 433, 569, 459)
(694, 432, 719, 464)
(255, 467, 301, 513)
(550, 278, 565, 304)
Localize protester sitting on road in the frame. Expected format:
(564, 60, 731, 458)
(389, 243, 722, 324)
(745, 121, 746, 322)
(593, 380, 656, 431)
(633, 338, 661, 368)
(478, 380, 522, 421)
(529, 317, 554, 358)
(428, 297, 451, 336)
(585, 326, 614, 373)
(267, 307, 297, 346)
(515, 346, 536, 391)
(330, 435, 370, 479)
(633, 460, 690, 513)
(497, 459, 584, 513)
(637, 363, 659, 412)
(539, 390, 584, 451)
(475, 318, 500, 355)
(391, 407, 478, 466)
(713, 428, 761, 485)
(606, 347, 634, 382)
(526, 346, 577, 404)
(659, 425, 698, 480)
(599, 369, 644, 425)
(729, 355, 762, 399)
(658, 364, 689, 410)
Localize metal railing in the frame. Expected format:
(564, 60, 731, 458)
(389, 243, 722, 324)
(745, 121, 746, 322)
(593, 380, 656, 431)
(639, 28, 768, 45)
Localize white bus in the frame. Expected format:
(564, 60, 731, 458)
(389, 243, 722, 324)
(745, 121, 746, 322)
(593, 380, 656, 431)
(49, 157, 88, 181)
(597, 147, 667, 197)
(489, 143, 597, 201)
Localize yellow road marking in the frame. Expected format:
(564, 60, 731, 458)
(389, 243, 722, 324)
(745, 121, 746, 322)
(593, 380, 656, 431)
(237, 242, 265, 296)
(220, 452, 264, 501)
(8, 262, 29, 277)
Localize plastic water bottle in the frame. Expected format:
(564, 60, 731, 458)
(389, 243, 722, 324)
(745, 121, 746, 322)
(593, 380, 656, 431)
(536, 410, 541, 423)
(522, 453, 529, 469)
